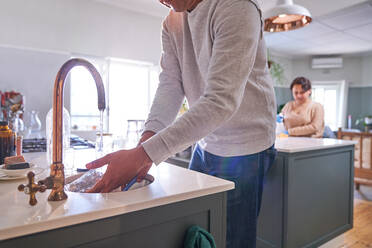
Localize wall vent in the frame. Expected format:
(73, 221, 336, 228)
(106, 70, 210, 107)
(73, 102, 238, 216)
(311, 56, 343, 69)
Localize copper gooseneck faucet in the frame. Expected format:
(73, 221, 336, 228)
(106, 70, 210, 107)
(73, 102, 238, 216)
(39, 58, 106, 201)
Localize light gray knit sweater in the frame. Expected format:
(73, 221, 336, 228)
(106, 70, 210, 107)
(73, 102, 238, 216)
(142, 0, 276, 165)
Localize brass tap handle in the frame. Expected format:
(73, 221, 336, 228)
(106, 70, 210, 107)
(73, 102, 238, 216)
(38, 176, 54, 189)
(18, 171, 47, 206)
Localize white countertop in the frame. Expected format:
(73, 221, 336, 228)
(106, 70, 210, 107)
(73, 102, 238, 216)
(0, 137, 355, 241)
(0, 151, 234, 241)
(275, 137, 356, 153)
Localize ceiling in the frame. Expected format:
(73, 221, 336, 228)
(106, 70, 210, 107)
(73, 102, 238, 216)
(93, 0, 372, 57)
(93, 0, 170, 17)
(93, 0, 367, 18)
(264, 0, 372, 57)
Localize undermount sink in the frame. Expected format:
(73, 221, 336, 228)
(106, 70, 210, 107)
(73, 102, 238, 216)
(124, 174, 154, 191)
(65, 172, 154, 193)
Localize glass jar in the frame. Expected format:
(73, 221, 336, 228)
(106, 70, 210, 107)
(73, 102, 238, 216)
(0, 121, 16, 164)
(26, 110, 42, 139)
(95, 133, 113, 158)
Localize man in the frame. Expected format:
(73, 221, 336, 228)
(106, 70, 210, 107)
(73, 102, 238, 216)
(87, 0, 277, 246)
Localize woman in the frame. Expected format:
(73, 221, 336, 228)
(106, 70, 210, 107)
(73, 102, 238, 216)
(281, 77, 325, 138)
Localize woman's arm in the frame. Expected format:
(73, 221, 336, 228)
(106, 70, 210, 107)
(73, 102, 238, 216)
(288, 103, 324, 136)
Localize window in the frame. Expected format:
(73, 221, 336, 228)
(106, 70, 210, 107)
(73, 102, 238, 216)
(70, 57, 107, 131)
(311, 80, 348, 130)
(108, 58, 158, 137)
(70, 56, 159, 139)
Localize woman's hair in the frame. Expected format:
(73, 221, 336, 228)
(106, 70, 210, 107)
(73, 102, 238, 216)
(290, 77, 312, 92)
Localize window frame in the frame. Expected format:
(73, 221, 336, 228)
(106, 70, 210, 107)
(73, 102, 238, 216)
(311, 80, 348, 130)
(69, 55, 158, 135)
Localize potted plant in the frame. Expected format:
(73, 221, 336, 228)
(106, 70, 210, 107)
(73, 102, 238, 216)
(268, 59, 286, 86)
(355, 115, 372, 132)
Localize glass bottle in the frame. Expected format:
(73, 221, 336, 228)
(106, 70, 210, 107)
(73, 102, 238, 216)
(11, 111, 25, 136)
(46, 107, 71, 165)
(95, 132, 113, 158)
(0, 121, 16, 164)
(0, 102, 4, 121)
(27, 110, 42, 139)
(0, 93, 3, 120)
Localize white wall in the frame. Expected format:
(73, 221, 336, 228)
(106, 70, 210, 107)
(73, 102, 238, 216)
(0, 0, 164, 132)
(290, 57, 364, 86)
(0, 47, 70, 128)
(0, 0, 163, 64)
(362, 55, 372, 86)
(270, 54, 372, 87)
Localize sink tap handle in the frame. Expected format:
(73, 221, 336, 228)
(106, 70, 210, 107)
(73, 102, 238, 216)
(18, 171, 47, 206)
(37, 176, 54, 189)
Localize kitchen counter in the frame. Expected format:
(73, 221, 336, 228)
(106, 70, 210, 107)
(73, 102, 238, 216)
(274, 137, 356, 153)
(0, 151, 234, 247)
(0, 137, 356, 248)
(167, 137, 357, 167)
(257, 137, 355, 248)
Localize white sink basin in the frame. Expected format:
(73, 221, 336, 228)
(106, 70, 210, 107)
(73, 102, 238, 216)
(65, 172, 154, 193)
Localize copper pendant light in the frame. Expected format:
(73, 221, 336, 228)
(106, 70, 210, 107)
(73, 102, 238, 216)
(264, 0, 312, 32)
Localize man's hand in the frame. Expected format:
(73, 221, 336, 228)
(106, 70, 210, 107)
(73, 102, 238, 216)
(136, 131, 156, 182)
(86, 146, 153, 193)
(137, 131, 156, 146)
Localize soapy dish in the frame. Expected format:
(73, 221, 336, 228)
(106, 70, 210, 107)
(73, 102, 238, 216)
(0, 163, 44, 179)
(65, 170, 154, 193)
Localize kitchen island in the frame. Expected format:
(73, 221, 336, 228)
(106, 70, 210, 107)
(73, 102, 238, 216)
(167, 137, 356, 248)
(258, 137, 355, 248)
(0, 151, 234, 248)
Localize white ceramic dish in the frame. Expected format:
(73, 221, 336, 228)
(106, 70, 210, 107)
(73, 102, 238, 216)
(0, 163, 43, 179)
(0, 173, 29, 181)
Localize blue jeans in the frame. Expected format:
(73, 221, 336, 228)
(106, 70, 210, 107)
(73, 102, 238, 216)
(189, 144, 277, 248)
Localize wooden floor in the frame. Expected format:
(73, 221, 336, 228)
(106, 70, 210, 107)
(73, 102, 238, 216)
(321, 185, 372, 248)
